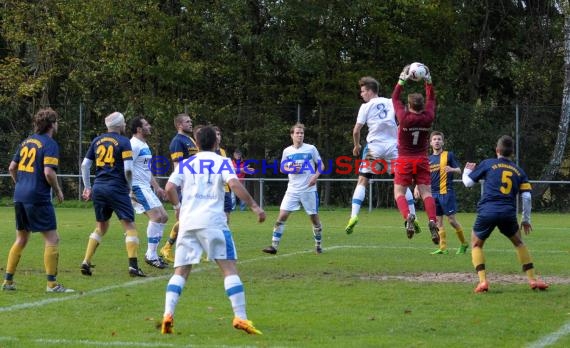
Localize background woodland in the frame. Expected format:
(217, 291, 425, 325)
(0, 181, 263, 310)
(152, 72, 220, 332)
(1, 0, 568, 210)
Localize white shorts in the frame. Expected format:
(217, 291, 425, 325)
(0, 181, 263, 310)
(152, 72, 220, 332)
(174, 227, 237, 267)
(279, 190, 319, 215)
(131, 185, 163, 214)
(359, 142, 398, 175)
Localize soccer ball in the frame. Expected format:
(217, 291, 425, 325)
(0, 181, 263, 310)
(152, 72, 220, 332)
(408, 62, 427, 81)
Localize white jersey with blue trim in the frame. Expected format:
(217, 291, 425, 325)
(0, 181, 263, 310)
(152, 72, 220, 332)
(356, 96, 397, 145)
(168, 151, 237, 230)
(281, 143, 322, 193)
(130, 136, 153, 187)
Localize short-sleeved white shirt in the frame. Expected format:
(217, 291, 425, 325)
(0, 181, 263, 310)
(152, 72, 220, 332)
(356, 97, 397, 145)
(168, 151, 237, 231)
(281, 143, 322, 193)
(130, 137, 152, 187)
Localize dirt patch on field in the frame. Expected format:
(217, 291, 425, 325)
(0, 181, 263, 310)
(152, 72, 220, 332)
(361, 272, 570, 284)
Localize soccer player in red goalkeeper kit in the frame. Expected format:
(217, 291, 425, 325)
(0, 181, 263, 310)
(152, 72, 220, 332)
(391, 64, 440, 245)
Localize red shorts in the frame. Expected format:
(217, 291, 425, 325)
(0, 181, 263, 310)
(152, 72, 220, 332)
(393, 156, 430, 186)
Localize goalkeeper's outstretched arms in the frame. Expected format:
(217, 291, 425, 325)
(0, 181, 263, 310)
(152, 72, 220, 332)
(398, 64, 410, 86)
(422, 65, 435, 114)
(392, 64, 410, 122)
(423, 65, 432, 84)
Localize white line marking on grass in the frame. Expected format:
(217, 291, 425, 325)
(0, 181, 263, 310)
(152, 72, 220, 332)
(526, 321, 570, 348)
(0, 245, 567, 347)
(0, 244, 566, 314)
(0, 336, 262, 348)
(0, 249, 306, 313)
(0, 275, 171, 313)
(325, 244, 568, 254)
(0, 336, 176, 347)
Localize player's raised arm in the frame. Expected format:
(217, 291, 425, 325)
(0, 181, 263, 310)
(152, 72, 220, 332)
(392, 65, 410, 122)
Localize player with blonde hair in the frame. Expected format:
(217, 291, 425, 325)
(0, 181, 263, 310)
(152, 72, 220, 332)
(345, 76, 419, 235)
(262, 123, 325, 254)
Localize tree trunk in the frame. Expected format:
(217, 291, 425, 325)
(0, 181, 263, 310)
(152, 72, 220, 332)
(534, 10, 570, 197)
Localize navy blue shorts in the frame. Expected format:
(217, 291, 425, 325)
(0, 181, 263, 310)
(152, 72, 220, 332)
(14, 201, 57, 232)
(472, 213, 519, 240)
(433, 192, 458, 216)
(92, 184, 134, 222)
(224, 192, 232, 213)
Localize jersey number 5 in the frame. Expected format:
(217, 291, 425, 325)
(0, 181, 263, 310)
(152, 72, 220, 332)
(96, 145, 116, 167)
(500, 170, 513, 194)
(18, 146, 36, 173)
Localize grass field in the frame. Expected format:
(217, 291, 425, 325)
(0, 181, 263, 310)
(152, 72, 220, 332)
(0, 205, 568, 347)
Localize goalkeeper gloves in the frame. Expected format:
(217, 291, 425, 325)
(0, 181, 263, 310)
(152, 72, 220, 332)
(398, 64, 410, 85)
(424, 65, 432, 84)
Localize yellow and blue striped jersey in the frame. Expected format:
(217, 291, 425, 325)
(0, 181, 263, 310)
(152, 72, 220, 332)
(429, 151, 461, 195)
(169, 133, 198, 163)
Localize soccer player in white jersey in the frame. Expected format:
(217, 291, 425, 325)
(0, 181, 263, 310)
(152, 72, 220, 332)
(129, 117, 169, 269)
(161, 125, 266, 335)
(345, 76, 419, 235)
(262, 123, 325, 255)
